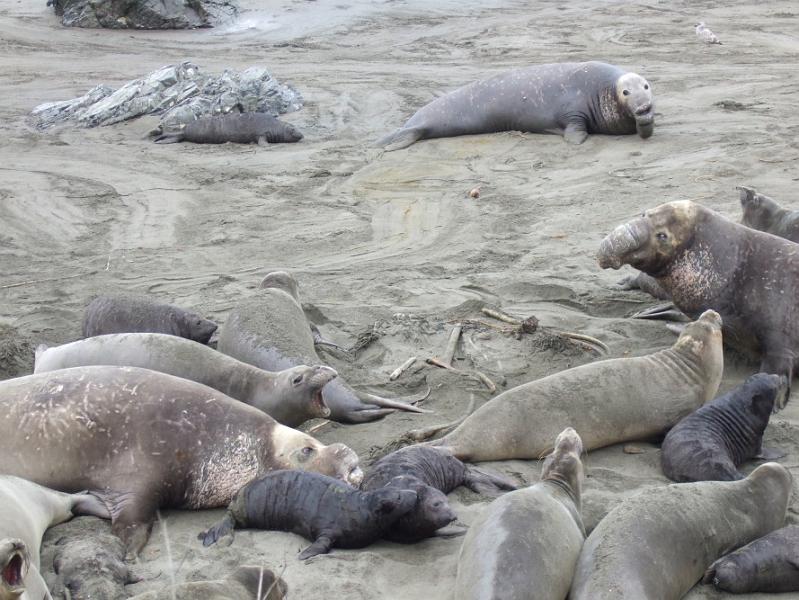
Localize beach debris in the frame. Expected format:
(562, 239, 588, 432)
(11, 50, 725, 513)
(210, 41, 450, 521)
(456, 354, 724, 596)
(47, 0, 238, 30)
(468, 186, 481, 199)
(389, 356, 418, 381)
(623, 445, 646, 455)
(695, 22, 722, 44)
(425, 358, 496, 393)
(442, 324, 462, 367)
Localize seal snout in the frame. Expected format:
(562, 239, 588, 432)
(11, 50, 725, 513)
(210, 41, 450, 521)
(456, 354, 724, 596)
(698, 309, 723, 328)
(597, 222, 644, 270)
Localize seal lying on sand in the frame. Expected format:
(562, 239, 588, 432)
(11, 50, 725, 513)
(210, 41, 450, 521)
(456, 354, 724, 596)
(661, 373, 783, 482)
(598, 200, 799, 405)
(83, 295, 217, 344)
(200, 470, 418, 560)
(217, 271, 429, 424)
(738, 185, 799, 242)
(377, 61, 654, 150)
(420, 310, 722, 462)
(0, 366, 361, 555)
(454, 428, 585, 600)
(703, 525, 799, 593)
(570, 462, 793, 600)
(0, 476, 108, 600)
(34, 333, 335, 427)
(128, 566, 287, 600)
(152, 112, 303, 145)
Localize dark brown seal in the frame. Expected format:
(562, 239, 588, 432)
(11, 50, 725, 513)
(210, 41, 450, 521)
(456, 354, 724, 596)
(153, 112, 303, 145)
(739, 185, 799, 242)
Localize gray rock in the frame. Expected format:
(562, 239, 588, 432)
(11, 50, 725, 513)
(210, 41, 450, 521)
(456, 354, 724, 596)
(48, 0, 238, 30)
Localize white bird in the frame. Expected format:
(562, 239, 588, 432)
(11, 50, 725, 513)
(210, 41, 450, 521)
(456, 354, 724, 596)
(695, 22, 722, 45)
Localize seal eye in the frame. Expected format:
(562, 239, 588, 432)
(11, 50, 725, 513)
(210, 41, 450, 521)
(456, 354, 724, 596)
(300, 446, 315, 458)
(623, 90, 630, 96)
(656, 232, 668, 241)
(644, 84, 649, 90)
(292, 374, 304, 385)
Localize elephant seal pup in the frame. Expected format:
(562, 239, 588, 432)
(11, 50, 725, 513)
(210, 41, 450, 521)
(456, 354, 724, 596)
(0, 476, 109, 600)
(200, 470, 418, 560)
(128, 566, 287, 600)
(739, 185, 799, 242)
(661, 373, 783, 482)
(703, 525, 799, 593)
(34, 333, 335, 427)
(82, 295, 217, 344)
(455, 428, 585, 600)
(0, 366, 362, 556)
(424, 310, 722, 462)
(377, 61, 654, 150)
(152, 112, 303, 145)
(218, 271, 429, 424)
(597, 200, 799, 405)
(570, 462, 793, 600)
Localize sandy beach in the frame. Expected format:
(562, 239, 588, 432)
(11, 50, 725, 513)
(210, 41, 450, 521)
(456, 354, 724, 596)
(2, 0, 799, 597)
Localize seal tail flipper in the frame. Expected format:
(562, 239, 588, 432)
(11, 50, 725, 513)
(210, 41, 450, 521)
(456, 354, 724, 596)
(70, 492, 111, 519)
(357, 387, 432, 414)
(91, 489, 156, 558)
(375, 127, 424, 151)
(463, 466, 519, 495)
(34, 343, 48, 366)
(408, 394, 478, 442)
(152, 134, 185, 144)
(757, 446, 786, 460)
(298, 535, 333, 560)
(702, 559, 721, 585)
(198, 514, 236, 547)
(632, 302, 691, 322)
(340, 408, 396, 424)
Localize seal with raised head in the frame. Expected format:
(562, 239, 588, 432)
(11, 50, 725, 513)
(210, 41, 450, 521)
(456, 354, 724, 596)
(199, 470, 418, 560)
(738, 185, 799, 242)
(0, 475, 109, 600)
(82, 295, 218, 345)
(661, 373, 783, 482)
(597, 200, 799, 404)
(217, 271, 429, 424)
(570, 462, 792, 599)
(703, 525, 799, 593)
(377, 61, 654, 150)
(34, 333, 335, 427)
(152, 112, 303, 145)
(454, 428, 585, 600)
(0, 366, 362, 556)
(128, 566, 287, 600)
(421, 310, 722, 462)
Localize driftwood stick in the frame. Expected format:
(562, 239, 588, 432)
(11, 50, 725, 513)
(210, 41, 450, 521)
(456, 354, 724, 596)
(426, 358, 496, 392)
(0, 271, 96, 290)
(481, 307, 521, 325)
(442, 324, 462, 366)
(389, 356, 418, 381)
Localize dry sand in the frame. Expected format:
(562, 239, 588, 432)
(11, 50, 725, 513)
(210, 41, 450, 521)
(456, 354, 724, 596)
(2, 0, 799, 598)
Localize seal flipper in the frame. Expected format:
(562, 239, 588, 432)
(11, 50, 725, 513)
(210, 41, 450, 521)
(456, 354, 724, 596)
(357, 387, 432, 414)
(632, 302, 691, 322)
(298, 534, 333, 560)
(310, 323, 350, 355)
(375, 127, 424, 151)
(462, 466, 519, 495)
(152, 134, 185, 144)
(198, 514, 237, 547)
(34, 343, 49, 366)
(92, 489, 157, 557)
(702, 558, 722, 585)
(70, 492, 111, 519)
(340, 407, 396, 424)
(563, 121, 588, 144)
(756, 446, 785, 461)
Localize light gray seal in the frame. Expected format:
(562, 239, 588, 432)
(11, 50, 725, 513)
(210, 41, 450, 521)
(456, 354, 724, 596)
(152, 112, 303, 145)
(377, 61, 654, 150)
(34, 333, 336, 427)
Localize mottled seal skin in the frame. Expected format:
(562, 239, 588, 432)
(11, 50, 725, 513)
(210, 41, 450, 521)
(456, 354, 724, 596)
(455, 428, 585, 600)
(0, 476, 108, 600)
(661, 373, 782, 482)
(570, 462, 793, 600)
(0, 366, 362, 556)
(82, 295, 217, 345)
(377, 61, 654, 150)
(128, 566, 287, 600)
(597, 200, 799, 405)
(34, 333, 335, 427)
(153, 112, 303, 145)
(218, 271, 428, 424)
(426, 310, 723, 462)
(739, 185, 799, 242)
(200, 470, 418, 560)
(703, 525, 799, 593)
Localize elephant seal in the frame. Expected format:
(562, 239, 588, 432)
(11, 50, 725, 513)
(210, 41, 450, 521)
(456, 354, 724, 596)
(454, 428, 585, 600)
(0, 366, 362, 556)
(200, 470, 418, 560)
(703, 525, 799, 593)
(597, 200, 799, 405)
(661, 373, 783, 482)
(128, 566, 287, 600)
(152, 112, 303, 145)
(423, 310, 722, 462)
(570, 462, 792, 599)
(377, 61, 654, 150)
(217, 271, 429, 424)
(739, 185, 799, 242)
(0, 476, 109, 600)
(82, 295, 217, 344)
(34, 333, 335, 427)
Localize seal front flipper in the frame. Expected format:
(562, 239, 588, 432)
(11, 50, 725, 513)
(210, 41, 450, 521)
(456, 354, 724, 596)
(152, 133, 185, 144)
(757, 446, 786, 461)
(92, 489, 157, 557)
(760, 353, 793, 409)
(310, 324, 350, 356)
(298, 534, 333, 560)
(198, 514, 237, 547)
(462, 466, 519, 495)
(375, 127, 424, 151)
(632, 302, 691, 322)
(563, 121, 588, 144)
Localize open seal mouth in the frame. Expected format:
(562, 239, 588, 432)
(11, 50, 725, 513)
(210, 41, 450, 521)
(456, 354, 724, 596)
(309, 366, 337, 418)
(1, 540, 27, 595)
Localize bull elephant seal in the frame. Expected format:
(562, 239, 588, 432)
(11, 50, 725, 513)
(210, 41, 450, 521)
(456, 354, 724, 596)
(128, 566, 287, 600)
(200, 470, 418, 560)
(570, 462, 793, 599)
(703, 525, 799, 593)
(0, 476, 109, 600)
(454, 428, 585, 600)
(661, 373, 783, 482)
(377, 61, 654, 150)
(423, 310, 722, 462)
(82, 295, 217, 344)
(152, 112, 303, 145)
(738, 185, 799, 242)
(34, 333, 336, 427)
(217, 271, 429, 424)
(597, 200, 799, 405)
(0, 366, 361, 556)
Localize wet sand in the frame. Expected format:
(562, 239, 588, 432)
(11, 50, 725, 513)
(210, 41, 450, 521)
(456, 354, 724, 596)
(2, 0, 799, 597)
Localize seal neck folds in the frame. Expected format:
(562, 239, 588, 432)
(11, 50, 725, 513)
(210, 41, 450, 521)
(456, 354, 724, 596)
(591, 86, 637, 135)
